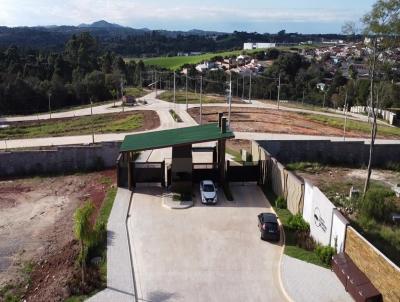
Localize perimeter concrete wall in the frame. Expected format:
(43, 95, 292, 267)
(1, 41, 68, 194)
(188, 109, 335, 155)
(0, 142, 121, 177)
(345, 227, 400, 302)
(257, 140, 400, 167)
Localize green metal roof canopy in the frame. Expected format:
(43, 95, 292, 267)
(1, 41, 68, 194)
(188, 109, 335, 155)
(120, 123, 234, 152)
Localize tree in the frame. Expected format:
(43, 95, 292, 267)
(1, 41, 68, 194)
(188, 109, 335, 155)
(361, 0, 400, 194)
(73, 201, 95, 286)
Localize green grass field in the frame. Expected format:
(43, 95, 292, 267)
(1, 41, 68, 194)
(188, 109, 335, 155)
(125, 87, 148, 98)
(158, 91, 225, 104)
(301, 112, 400, 138)
(127, 45, 317, 70)
(127, 50, 243, 70)
(0, 112, 145, 139)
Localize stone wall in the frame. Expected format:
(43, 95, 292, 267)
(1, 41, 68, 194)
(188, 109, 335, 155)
(0, 142, 121, 177)
(257, 140, 400, 167)
(345, 227, 400, 302)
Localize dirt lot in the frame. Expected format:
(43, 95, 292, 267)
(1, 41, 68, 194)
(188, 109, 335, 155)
(0, 170, 116, 302)
(188, 106, 370, 137)
(294, 166, 400, 205)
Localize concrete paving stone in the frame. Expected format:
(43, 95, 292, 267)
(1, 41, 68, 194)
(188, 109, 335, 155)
(281, 254, 353, 302)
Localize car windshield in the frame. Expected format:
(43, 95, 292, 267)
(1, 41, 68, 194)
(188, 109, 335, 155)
(203, 184, 215, 192)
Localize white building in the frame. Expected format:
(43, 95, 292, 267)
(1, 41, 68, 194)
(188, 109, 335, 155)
(243, 42, 276, 50)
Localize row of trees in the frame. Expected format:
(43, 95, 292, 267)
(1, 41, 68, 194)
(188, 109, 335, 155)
(0, 33, 149, 115)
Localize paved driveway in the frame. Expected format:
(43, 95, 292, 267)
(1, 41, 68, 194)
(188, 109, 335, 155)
(128, 183, 287, 302)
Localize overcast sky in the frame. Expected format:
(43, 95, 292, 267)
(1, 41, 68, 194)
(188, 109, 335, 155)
(0, 0, 376, 33)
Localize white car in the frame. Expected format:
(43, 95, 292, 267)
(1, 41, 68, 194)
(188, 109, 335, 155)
(200, 180, 218, 204)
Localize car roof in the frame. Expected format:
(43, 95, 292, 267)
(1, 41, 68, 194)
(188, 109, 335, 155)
(260, 213, 278, 223)
(202, 180, 214, 185)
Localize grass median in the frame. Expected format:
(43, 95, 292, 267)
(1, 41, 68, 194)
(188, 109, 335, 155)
(158, 91, 225, 104)
(0, 112, 153, 140)
(301, 112, 400, 138)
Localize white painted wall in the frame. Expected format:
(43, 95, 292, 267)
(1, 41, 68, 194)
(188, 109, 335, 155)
(330, 209, 348, 252)
(304, 186, 335, 246)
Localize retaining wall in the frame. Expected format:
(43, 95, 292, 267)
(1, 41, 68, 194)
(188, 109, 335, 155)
(345, 227, 400, 302)
(0, 142, 121, 177)
(257, 140, 400, 167)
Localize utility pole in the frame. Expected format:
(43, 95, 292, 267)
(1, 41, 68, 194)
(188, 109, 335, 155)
(302, 89, 305, 105)
(229, 73, 232, 126)
(248, 72, 252, 103)
(90, 98, 95, 144)
(185, 74, 188, 111)
(121, 78, 125, 113)
(48, 92, 52, 119)
(155, 70, 157, 98)
(277, 73, 281, 110)
(173, 72, 176, 104)
(199, 75, 203, 125)
(242, 75, 245, 100)
(343, 89, 348, 141)
(323, 91, 326, 108)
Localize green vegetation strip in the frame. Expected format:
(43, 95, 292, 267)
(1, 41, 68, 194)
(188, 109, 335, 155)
(301, 112, 400, 138)
(262, 189, 329, 268)
(124, 87, 148, 98)
(0, 113, 144, 140)
(159, 91, 225, 104)
(274, 207, 330, 268)
(169, 109, 183, 122)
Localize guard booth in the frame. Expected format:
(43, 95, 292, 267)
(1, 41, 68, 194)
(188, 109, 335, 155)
(117, 114, 234, 192)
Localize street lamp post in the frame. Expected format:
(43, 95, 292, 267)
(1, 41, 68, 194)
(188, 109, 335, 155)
(90, 98, 95, 145)
(199, 75, 203, 125)
(277, 73, 281, 110)
(48, 92, 52, 119)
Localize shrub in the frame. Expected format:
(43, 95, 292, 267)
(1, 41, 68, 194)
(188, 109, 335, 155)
(275, 196, 287, 209)
(315, 245, 336, 266)
(287, 214, 310, 232)
(359, 188, 397, 222)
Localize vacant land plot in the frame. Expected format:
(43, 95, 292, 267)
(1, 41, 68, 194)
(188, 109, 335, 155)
(188, 106, 400, 138)
(292, 165, 400, 266)
(0, 170, 116, 301)
(0, 111, 160, 140)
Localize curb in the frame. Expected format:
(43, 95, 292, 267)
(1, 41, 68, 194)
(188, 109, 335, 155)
(162, 194, 194, 209)
(270, 206, 295, 302)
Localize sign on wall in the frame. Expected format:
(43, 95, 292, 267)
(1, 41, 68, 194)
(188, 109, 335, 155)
(303, 185, 335, 246)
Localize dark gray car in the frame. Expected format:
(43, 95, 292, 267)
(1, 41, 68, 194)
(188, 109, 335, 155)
(258, 213, 280, 241)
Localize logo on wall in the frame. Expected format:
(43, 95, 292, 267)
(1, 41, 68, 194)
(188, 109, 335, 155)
(313, 207, 327, 232)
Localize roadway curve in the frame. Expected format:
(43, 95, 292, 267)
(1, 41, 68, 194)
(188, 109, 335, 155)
(1, 91, 399, 150)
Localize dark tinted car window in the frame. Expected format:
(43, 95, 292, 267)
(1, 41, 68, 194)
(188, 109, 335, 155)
(203, 184, 214, 192)
(265, 222, 278, 232)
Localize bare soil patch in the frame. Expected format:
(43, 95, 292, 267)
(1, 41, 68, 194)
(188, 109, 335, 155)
(0, 170, 116, 302)
(294, 166, 400, 204)
(188, 107, 370, 137)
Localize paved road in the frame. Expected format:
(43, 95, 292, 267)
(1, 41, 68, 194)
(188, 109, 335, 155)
(1, 90, 390, 126)
(281, 255, 352, 302)
(128, 184, 287, 302)
(1, 91, 399, 150)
